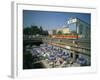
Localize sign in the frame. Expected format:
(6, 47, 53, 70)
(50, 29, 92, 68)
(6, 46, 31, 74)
(67, 18, 77, 24)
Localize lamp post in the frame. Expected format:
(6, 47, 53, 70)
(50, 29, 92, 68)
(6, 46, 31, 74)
(76, 19, 79, 40)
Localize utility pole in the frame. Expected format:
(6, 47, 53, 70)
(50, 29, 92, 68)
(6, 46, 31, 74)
(76, 20, 79, 40)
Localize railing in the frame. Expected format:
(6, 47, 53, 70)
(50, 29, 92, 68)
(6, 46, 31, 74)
(43, 37, 90, 56)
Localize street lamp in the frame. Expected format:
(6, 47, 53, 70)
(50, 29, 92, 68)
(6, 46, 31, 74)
(76, 19, 79, 40)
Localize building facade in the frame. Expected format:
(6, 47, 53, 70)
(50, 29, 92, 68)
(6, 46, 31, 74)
(67, 18, 90, 39)
(56, 27, 70, 34)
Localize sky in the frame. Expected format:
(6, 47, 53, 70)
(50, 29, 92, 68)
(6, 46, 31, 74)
(23, 10, 91, 30)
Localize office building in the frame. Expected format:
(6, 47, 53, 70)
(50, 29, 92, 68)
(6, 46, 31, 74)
(67, 18, 90, 39)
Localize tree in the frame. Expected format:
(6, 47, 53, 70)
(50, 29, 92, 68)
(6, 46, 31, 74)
(52, 30, 57, 35)
(31, 25, 40, 35)
(57, 31, 63, 35)
(23, 27, 31, 35)
(23, 25, 48, 36)
(39, 26, 43, 35)
(43, 30, 48, 36)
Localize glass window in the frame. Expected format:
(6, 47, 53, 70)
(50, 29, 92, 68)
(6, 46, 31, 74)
(68, 23, 77, 34)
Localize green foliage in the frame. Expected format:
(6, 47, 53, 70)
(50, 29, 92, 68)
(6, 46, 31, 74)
(57, 31, 63, 35)
(23, 27, 31, 35)
(23, 25, 48, 35)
